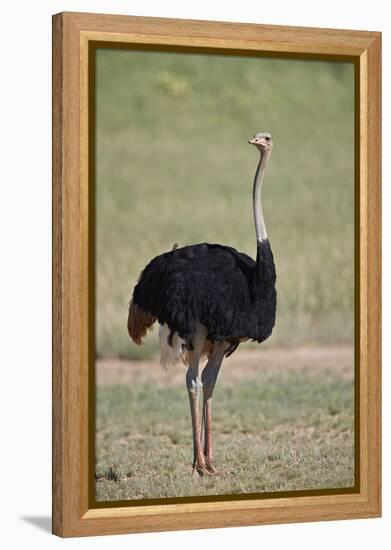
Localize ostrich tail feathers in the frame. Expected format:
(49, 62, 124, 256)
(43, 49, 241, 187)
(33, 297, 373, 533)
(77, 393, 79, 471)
(127, 301, 156, 345)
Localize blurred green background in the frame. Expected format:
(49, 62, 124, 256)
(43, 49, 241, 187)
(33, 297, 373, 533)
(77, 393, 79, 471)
(95, 49, 354, 359)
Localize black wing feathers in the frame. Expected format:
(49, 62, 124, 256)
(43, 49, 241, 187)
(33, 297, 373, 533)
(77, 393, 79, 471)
(131, 241, 276, 344)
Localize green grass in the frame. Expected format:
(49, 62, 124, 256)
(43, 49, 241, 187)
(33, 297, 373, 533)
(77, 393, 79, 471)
(95, 49, 355, 359)
(95, 364, 354, 501)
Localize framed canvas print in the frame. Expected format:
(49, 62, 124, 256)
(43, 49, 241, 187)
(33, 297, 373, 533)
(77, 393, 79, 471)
(52, 12, 381, 537)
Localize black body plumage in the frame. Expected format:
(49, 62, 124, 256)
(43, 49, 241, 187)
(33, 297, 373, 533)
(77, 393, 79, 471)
(131, 240, 276, 351)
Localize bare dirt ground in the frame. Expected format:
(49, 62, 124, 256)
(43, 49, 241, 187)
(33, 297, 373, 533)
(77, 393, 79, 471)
(96, 346, 354, 387)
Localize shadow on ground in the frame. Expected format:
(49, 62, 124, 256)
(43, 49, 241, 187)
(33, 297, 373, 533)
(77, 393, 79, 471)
(21, 516, 51, 534)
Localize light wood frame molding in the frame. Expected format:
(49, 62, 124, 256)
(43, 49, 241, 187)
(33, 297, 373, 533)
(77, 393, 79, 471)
(52, 11, 381, 538)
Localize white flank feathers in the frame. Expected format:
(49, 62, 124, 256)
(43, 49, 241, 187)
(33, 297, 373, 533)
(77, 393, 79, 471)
(159, 323, 188, 369)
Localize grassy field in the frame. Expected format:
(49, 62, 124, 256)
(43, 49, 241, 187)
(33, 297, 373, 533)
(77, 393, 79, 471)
(95, 49, 355, 359)
(95, 347, 354, 501)
(94, 49, 355, 503)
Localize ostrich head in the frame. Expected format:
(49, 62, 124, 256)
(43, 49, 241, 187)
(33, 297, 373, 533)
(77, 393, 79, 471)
(248, 132, 273, 153)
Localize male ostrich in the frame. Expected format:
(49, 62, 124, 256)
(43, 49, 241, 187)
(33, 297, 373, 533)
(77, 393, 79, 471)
(128, 133, 276, 476)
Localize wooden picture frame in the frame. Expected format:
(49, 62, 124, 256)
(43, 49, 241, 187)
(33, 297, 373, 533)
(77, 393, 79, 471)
(52, 11, 381, 537)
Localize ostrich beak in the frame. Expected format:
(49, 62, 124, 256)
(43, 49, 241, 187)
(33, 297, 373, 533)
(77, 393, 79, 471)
(248, 138, 257, 145)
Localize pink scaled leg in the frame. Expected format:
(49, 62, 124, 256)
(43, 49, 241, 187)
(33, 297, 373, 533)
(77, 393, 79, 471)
(201, 341, 230, 474)
(186, 325, 209, 477)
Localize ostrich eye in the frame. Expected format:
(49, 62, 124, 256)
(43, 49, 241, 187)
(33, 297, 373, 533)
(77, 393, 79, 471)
(265, 136, 271, 141)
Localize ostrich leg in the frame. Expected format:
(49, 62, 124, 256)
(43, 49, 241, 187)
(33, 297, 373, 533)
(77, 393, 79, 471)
(201, 341, 230, 474)
(186, 324, 208, 476)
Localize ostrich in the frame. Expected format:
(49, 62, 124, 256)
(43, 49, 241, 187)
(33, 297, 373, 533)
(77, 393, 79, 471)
(127, 133, 276, 476)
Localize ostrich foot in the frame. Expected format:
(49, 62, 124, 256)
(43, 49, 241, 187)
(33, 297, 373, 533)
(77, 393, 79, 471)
(205, 460, 219, 475)
(191, 462, 212, 478)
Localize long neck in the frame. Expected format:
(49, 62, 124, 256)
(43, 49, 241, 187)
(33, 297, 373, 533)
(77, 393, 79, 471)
(253, 150, 271, 243)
